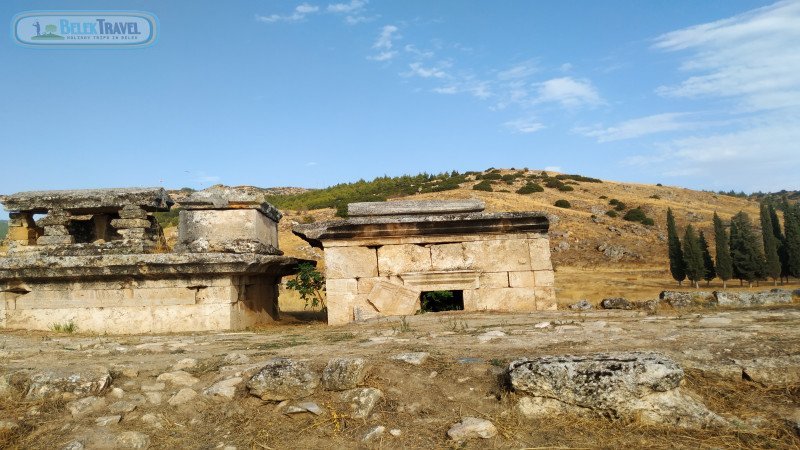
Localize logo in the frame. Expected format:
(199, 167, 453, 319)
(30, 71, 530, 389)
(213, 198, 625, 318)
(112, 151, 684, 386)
(13, 11, 157, 47)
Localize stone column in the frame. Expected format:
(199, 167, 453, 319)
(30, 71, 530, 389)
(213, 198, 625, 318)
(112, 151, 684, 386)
(5, 212, 38, 249)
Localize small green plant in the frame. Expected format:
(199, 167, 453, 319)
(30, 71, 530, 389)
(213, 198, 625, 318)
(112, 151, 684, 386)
(285, 262, 326, 310)
(554, 199, 571, 208)
(489, 358, 505, 367)
(649, 194, 661, 199)
(472, 180, 493, 192)
(558, 184, 574, 192)
(605, 210, 618, 218)
(50, 321, 77, 333)
(623, 207, 655, 226)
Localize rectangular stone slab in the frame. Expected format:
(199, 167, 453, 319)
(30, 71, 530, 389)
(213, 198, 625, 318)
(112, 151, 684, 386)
(348, 200, 485, 217)
(1, 187, 173, 213)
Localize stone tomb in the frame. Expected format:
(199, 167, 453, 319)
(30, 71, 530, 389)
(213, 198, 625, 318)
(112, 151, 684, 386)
(0, 188, 307, 333)
(293, 200, 556, 325)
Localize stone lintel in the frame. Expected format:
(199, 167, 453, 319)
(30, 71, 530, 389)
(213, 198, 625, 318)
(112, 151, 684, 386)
(293, 211, 550, 249)
(180, 191, 282, 222)
(1, 187, 173, 214)
(0, 254, 310, 282)
(348, 199, 485, 217)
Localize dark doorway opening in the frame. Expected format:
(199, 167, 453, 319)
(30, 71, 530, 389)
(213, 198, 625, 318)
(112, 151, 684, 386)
(420, 290, 464, 312)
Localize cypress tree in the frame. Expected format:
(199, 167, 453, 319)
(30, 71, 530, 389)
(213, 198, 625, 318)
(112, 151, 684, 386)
(730, 212, 766, 287)
(760, 204, 782, 285)
(713, 213, 733, 288)
(698, 231, 715, 286)
(666, 208, 686, 286)
(769, 204, 789, 283)
(729, 218, 743, 285)
(785, 203, 800, 278)
(682, 225, 705, 288)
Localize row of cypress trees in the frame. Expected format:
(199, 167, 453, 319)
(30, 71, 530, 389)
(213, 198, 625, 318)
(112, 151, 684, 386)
(667, 201, 800, 288)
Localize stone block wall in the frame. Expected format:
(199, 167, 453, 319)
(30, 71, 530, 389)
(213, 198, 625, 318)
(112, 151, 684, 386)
(0, 274, 280, 334)
(322, 233, 555, 325)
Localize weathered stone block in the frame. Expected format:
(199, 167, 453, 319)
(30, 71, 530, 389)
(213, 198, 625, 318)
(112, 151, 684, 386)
(111, 218, 152, 229)
(37, 212, 70, 226)
(477, 288, 537, 312)
(8, 213, 34, 227)
(367, 281, 421, 315)
(326, 278, 358, 293)
(534, 270, 555, 286)
(325, 292, 365, 325)
(177, 209, 279, 254)
(528, 237, 553, 271)
(509, 271, 536, 288)
(377, 244, 431, 275)
(118, 205, 148, 219)
(535, 287, 557, 310)
(467, 239, 531, 272)
(43, 225, 70, 236)
(348, 199, 485, 217)
(7, 227, 37, 242)
(117, 228, 149, 239)
(479, 272, 509, 288)
(325, 247, 378, 279)
(430, 242, 475, 271)
(36, 235, 74, 245)
(401, 271, 479, 291)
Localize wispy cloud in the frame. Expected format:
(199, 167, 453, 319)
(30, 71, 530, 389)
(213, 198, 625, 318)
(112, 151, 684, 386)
(368, 25, 399, 61)
(255, 3, 319, 23)
(504, 118, 545, 134)
(534, 77, 601, 108)
(576, 113, 695, 142)
(404, 61, 450, 79)
(653, 0, 800, 111)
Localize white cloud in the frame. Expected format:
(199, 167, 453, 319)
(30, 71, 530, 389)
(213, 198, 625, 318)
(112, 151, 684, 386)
(255, 3, 319, 23)
(404, 62, 450, 79)
(534, 77, 601, 108)
(368, 51, 396, 62)
(576, 113, 695, 142)
(373, 25, 398, 50)
(653, 0, 800, 111)
(497, 61, 538, 80)
(504, 118, 545, 134)
(327, 0, 366, 13)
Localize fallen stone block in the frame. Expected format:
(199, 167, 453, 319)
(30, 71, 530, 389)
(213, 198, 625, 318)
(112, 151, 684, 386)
(508, 352, 726, 428)
(367, 281, 421, 316)
(340, 387, 382, 419)
(714, 289, 792, 307)
(600, 297, 634, 310)
(659, 291, 714, 308)
(322, 357, 369, 391)
(247, 358, 319, 401)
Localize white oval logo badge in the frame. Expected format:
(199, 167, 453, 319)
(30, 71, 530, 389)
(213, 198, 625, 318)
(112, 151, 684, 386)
(13, 11, 157, 47)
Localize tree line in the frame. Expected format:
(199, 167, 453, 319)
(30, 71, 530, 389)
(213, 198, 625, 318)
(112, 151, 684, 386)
(666, 201, 800, 288)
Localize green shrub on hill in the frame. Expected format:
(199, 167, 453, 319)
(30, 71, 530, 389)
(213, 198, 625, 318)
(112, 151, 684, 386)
(554, 199, 571, 208)
(516, 183, 544, 194)
(558, 184, 574, 192)
(623, 207, 654, 225)
(555, 174, 603, 183)
(0, 220, 7, 240)
(472, 180, 493, 192)
(154, 209, 182, 228)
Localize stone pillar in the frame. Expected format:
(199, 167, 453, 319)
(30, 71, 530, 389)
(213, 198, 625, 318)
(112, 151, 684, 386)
(110, 216, 163, 252)
(36, 210, 74, 245)
(5, 212, 38, 249)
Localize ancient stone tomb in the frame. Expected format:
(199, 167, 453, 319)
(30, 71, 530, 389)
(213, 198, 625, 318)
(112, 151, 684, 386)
(293, 200, 555, 325)
(0, 188, 306, 333)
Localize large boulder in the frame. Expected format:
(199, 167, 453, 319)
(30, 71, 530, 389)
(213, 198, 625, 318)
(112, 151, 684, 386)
(1, 366, 112, 400)
(659, 291, 713, 308)
(246, 358, 319, 401)
(600, 298, 634, 310)
(322, 357, 369, 391)
(714, 289, 792, 307)
(508, 352, 725, 428)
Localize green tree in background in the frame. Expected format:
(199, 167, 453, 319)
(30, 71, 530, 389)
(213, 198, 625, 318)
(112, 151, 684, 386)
(682, 225, 705, 288)
(666, 208, 686, 286)
(760, 204, 782, 285)
(713, 213, 733, 289)
(786, 203, 800, 278)
(730, 212, 765, 287)
(698, 231, 715, 286)
(768, 204, 789, 283)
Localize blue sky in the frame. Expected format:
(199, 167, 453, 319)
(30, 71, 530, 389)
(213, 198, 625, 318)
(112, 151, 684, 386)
(2, 0, 799, 212)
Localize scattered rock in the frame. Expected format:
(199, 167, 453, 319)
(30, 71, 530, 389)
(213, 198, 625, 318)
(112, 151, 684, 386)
(295, 401, 324, 415)
(156, 371, 199, 387)
(246, 358, 319, 401)
(477, 330, 507, 343)
(168, 388, 198, 406)
(660, 291, 713, 308)
(144, 392, 162, 405)
(140, 382, 165, 392)
(108, 400, 137, 414)
(322, 357, 369, 391)
(362, 425, 385, 442)
(389, 428, 401, 437)
(95, 415, 122, 426)
(114, 431, 150, 449)
(109, 387, 125, 399)
(715, 290, 792, 307)
(17, 366, 112, 400)
(140, 413, 165, 429)
(737, 355, 800, 385)
(224, 353, 250, 365)
(62, 440, 85, 450)
(508, 352, 725, 428)
(600, 298, 634, 310)
(390, 352, 429, 365)
(67, 396, 106, 418)
(597, 243, 627, 261)
(340, 387, 382, 419)
(534, 322, 550, 329)
(447, 417, 497, 441)
(569, 300, 592, 311)
(171, 358, 198, 371)
(203, 377, 242, 400)
(109, 364, 139, 378)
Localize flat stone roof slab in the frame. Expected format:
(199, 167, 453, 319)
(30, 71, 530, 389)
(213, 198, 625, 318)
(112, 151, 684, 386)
(348, 199, 485, 217)
(1, 187, 173, 213)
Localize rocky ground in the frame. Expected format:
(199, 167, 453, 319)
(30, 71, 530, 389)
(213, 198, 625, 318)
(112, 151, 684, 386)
(2, 304, 800, 449)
